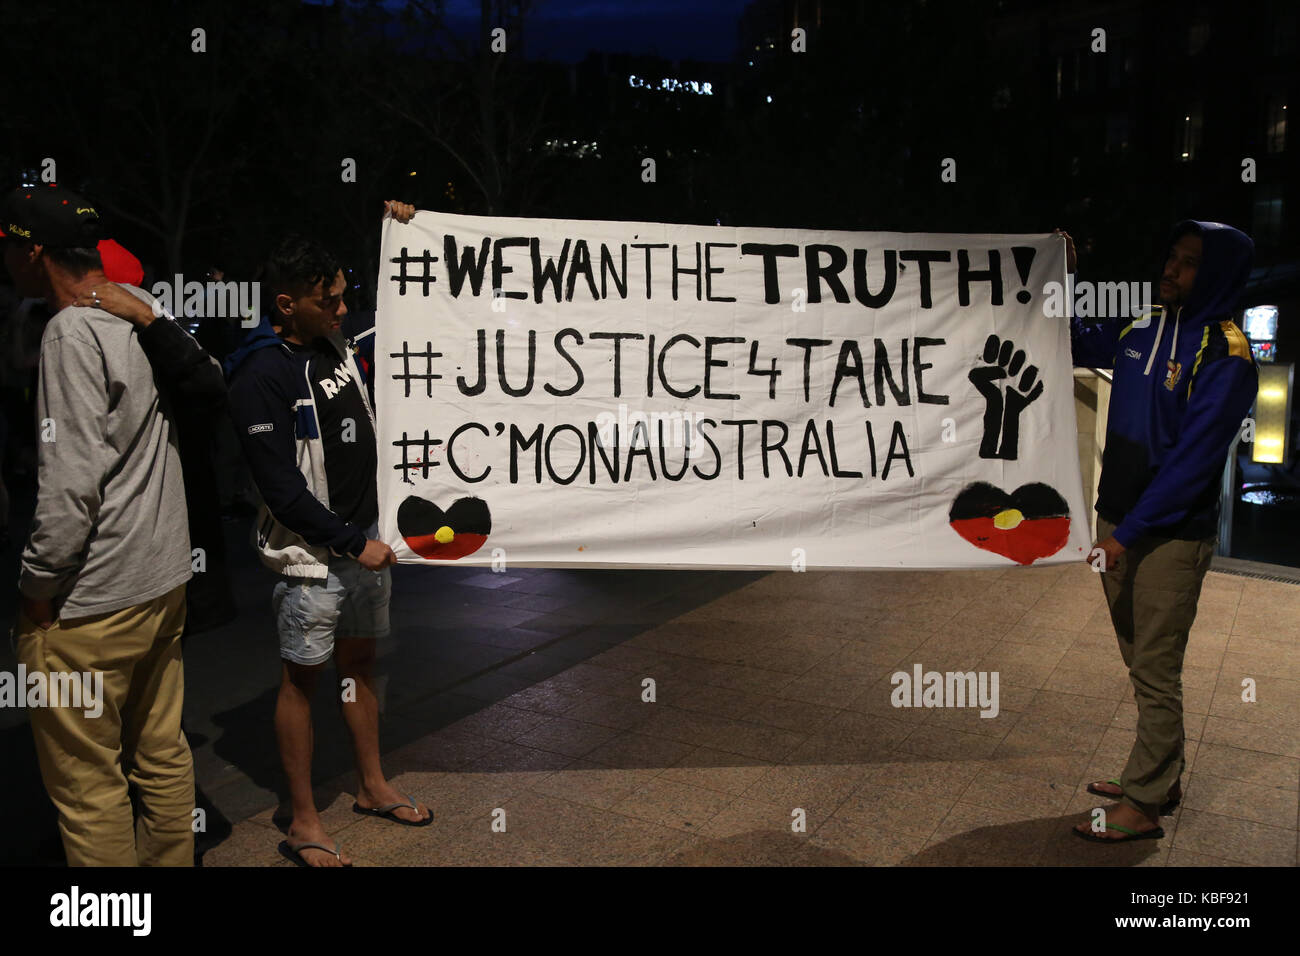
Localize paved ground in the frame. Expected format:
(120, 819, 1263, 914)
(4, 516, 1298, 867)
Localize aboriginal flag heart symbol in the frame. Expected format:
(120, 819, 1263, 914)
(948, 481, 1070, 566)
(398, 496, 492, 560)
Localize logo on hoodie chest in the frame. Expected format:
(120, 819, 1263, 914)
(1164, 359, 1183, 391)
(317, 361, 354, 399)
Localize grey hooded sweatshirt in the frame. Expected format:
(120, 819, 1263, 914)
(20, 284, 192, 620)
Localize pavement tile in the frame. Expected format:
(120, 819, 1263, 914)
(1022, 689, 1120, 726)
(442, 702, 550, 742)
(919, 802, 1057, 865)
(1191, 742, 1300, 791)
(957, 767, 1076, 816)
(511, 715, 623, 758)
(690, 661, 798, 696)
(200, 821, 300, 868)
(584, 730, 698, 770)
(455, 741, 577, 790)
(1208, 675, 1300, 727)
(828, 784, 955, 841)
(1181, 772, 1299, 830)
(609, 777, 736, 834)
(742, 762, 870, 812)
(855, 754, 983, 801)
(986, 751, 1095, 787)
(698, 794, 830, 838)
(900, 725, 1001, 761)
(1221, 647, 1300, 681)
(807, 819, 930, 865)
(740, 696, 840, 735)
(995, 713, 1107, 757)
(1166, 847, 1262, 867)
(921, 705, 1021, 740)
(659, 747, 772, 795)
(531, 759, 661, 810)
(1202, 715, 1300, 759)
(499, 682, 589, 716)
(387, 729, 506, 772)
(1172, 809, 1297, 866)
(703, 719, 809, 762)
(665, 680, 765, 720)
(776, 670, 873, 708)
(815, 709, 915, 747)
(559, 693, 655, 731)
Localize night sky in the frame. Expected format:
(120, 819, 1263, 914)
(436, 0, 754, 61)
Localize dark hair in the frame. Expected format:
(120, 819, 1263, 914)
(259, 234, 341, 319)
(43, 245, 102, 276)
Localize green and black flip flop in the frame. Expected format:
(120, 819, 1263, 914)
(1073, 821, 1165, 844)
(1085, 778, 1181, 815)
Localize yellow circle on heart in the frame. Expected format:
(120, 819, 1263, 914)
(993, 508, 1024, 530)
(435, 525, 455, 543)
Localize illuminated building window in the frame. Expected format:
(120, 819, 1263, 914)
(1267, 96, 1287, 153)
(1178, 107, 1202, 161)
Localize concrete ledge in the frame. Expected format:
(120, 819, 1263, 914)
(1211, 555, 1300, 585)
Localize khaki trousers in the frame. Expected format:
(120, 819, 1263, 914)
(1096, 516, 1214, 818)
(15, 584, 194, 866)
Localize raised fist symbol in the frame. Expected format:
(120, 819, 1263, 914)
(968, 334, 1045, 461)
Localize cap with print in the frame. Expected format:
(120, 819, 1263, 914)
(0, 185, 102, 248)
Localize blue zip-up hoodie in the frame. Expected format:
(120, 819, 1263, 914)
(225, 315, 377, 570)
(1072, 220, 1258, 548)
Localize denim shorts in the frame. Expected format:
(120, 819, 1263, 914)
(272, 555, 391, 666)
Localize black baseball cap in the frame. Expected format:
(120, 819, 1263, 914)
(0, 185, 103, 248)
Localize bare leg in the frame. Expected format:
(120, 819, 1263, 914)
(335, 637, 429, 824)
(276, 659, 351, 865)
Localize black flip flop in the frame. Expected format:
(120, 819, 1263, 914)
(278, 839, 351, 867)
(352, 793, 433, 827)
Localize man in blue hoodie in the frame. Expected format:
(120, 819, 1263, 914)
(1064, 221, 1257, 843)
(226, 202, 432, 867)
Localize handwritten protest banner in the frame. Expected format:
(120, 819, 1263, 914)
(374, 212, 1089, 569)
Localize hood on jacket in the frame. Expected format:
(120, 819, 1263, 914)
(224, 313, 286, 379)
(1164, 220, 1254, 324)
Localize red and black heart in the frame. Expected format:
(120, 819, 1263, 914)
(949, 482, 1070, 566)
(398, 495, 492, 560)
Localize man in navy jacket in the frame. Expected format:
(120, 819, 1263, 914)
(227, 203, 432, 867)
(1064, 222, 1257, 843)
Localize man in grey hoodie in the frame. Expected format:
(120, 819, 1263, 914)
(2, 186, 197, 866)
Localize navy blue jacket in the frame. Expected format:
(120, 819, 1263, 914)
(1072, 221, 1258, 547)
(225, 316, 376, 559)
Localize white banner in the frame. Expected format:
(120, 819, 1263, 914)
(374, 212, 1089, 570)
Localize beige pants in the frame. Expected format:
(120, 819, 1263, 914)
(1096, 516, 1214, 818)
(15, 584, 194, 866)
